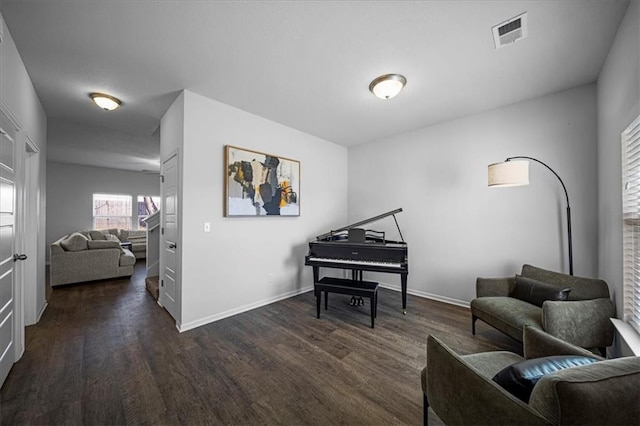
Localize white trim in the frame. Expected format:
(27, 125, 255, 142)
(177, 286, 314, 333)
(25, 135, 39, 153)
(22, 140, 40, 326)
(176, 281, 472, 333)
(36, 302, 47, 322)
(0, 98, 22, 131)
(378, 282, 470, 308)
(611, 318, 640, 356)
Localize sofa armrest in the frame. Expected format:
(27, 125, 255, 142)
(542, 298, 615, 350)
(50, 243, 65, 256)
(523, 326, 604, 360)
(426, 335, 549, 425)
(476, 276, 515, 297)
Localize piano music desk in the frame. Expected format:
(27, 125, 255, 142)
(315, 277, 378, 328)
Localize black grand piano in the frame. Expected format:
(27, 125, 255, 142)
(304, 208, 409, 313)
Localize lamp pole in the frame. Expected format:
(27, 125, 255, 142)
(505, 156, 573, 276)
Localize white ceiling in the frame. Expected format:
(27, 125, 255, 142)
(0, 1, 631, 172)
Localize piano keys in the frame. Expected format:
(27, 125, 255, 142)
(304, 208, 409, 313)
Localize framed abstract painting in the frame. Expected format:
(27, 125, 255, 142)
(225, 145, 300, 217)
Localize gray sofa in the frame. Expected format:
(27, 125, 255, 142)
(422, 326, 640, 425)
(50, 229, 136, 286)
(119, 229, 147, 259)
(470, 264, 615, 353)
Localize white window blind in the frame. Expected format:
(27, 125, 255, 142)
(622, 115, 640, 334)
(93, 193, 132, 230)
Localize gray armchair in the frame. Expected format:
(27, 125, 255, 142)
(471, 264, 615, 353)
(421, 326, 640, 425)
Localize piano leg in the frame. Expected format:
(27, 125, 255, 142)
(401, 272, 408, 314)
(351, 270, 364, 306)
(314, 266, 321, 318)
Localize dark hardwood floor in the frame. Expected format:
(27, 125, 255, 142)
(1, 262, 520, 425)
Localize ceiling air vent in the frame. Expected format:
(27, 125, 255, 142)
(492, 12, 528, 49)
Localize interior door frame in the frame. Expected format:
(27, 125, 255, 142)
(22, 136, 41, 326)
(0, 101, 25, 366)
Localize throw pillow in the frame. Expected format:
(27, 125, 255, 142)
(60, 232, 89, 252)
(492, 355, 598, 403)
(105, 234, 120, 242)
(89, 230, 107, 240)
(87, 240, 120, 250)
(511, 275, 571, 307)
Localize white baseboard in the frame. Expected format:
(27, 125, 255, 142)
(378, 282, 470, 308)
(36, 302, 48, 322)
(177, 285, 314, 333)
(176, 282, 468, 333)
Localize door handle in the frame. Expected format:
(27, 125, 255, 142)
(168, 243, 177, 249)
(13, 254, 28, 262)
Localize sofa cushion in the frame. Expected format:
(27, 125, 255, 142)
(104, 228, 119, 236)
(511, 275, 571, 307)
(529, 357, 640, 425)
(105, 234, 120, 242)
(471, 297, 543, 341)
(60, 232, 89, 252)
(89, 230, 107, 240)
(119, 229, 129, 241)
(127, 230, 146, 240)
(87, 240, 120, 250)
(492, 355, 598, 403)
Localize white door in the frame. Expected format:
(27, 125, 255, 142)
(160, 153, 179, 321)
(0, 110, 23, 386)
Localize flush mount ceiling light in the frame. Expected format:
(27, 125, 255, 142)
(369, 74, 407, 100)
(90, 92, 121, 111)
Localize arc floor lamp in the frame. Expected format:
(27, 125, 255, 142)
(488, 156, 573, 275)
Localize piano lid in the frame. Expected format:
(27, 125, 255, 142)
(316, 208, 405, 242)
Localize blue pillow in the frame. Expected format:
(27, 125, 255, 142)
(492, 355, 598, 402)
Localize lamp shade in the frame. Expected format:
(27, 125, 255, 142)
(90, 93, 121, 111)
(369, 74, 406, 99)
(488, 160, 529, 187)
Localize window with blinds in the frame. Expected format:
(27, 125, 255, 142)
(93, 193, 132, 230)
(622, 115, 640, 334)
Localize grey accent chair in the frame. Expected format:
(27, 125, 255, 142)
(471, 264, 614, 354)
(421, 326, 640, 425)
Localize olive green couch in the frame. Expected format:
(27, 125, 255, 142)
(470, 264, 615, 353)
(422, 326, 640, 425)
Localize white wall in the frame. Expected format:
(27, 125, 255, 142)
(46, 162, 160, 256)
(597, 0, 640, 318)
(169, 90, 348, 330)
(1, 12, 47, 322)
(597, 0, 640, 356)
(348, 84, 599, 306)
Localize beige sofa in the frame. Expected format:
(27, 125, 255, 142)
(50, 229, 136, 286)
(119, 229, 147, 259)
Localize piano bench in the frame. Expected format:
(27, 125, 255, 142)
(314, 277, 379, 328)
